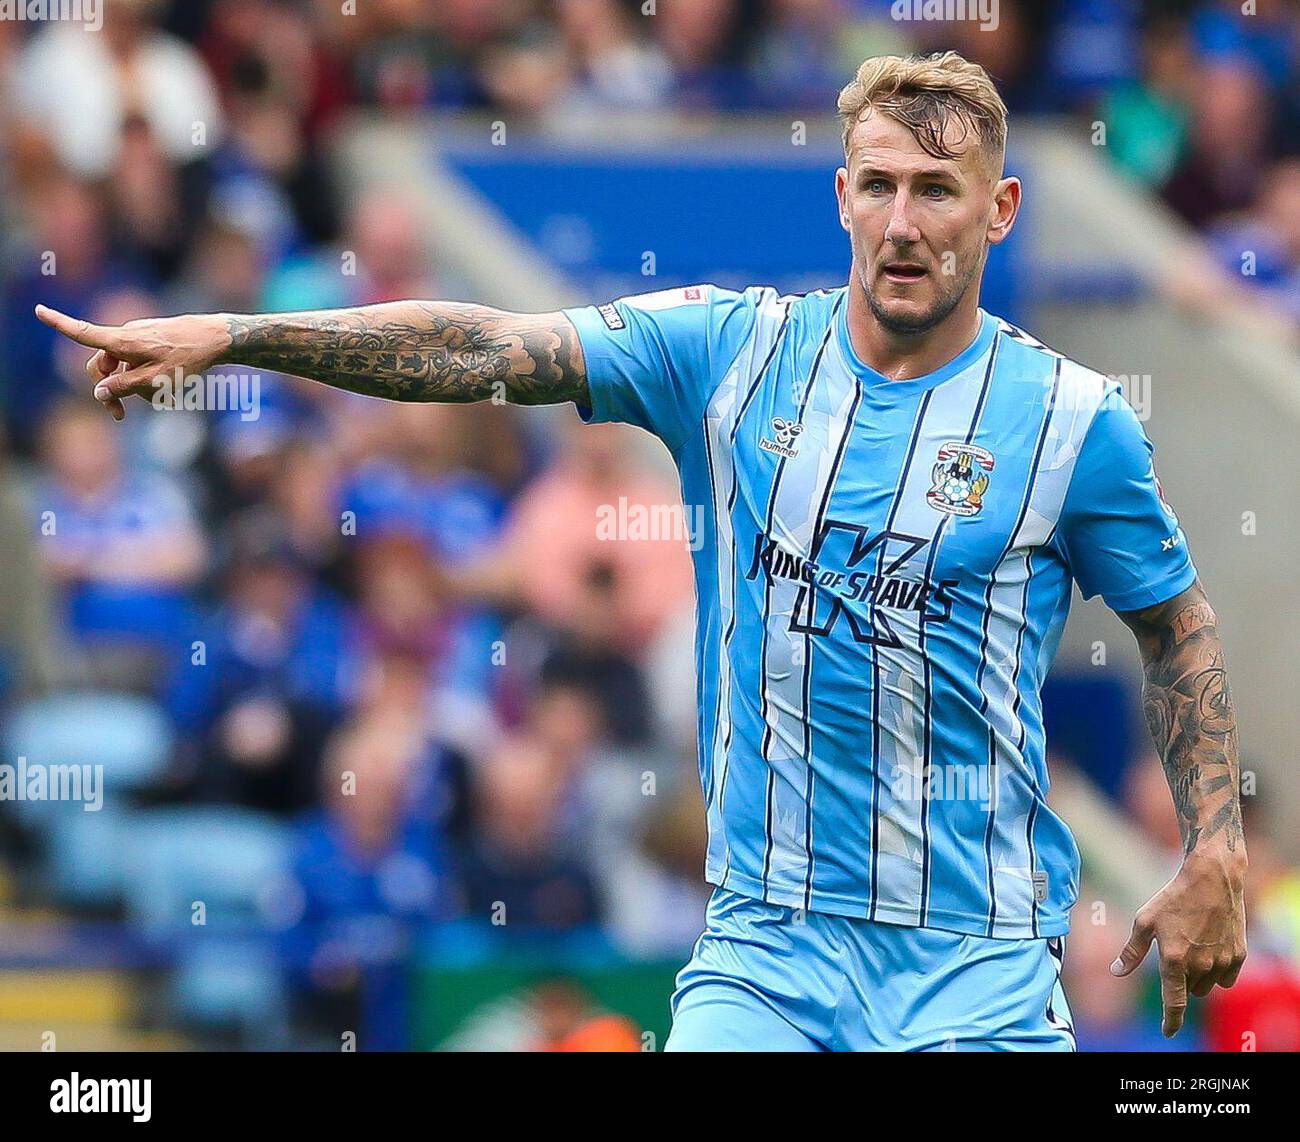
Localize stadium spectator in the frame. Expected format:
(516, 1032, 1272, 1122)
(339, 401, 509, 563)
(460, 420, 694, 653)
(552, 0, 674, 114)
(207, 50, 340, 265)
(340, 190, 441, 305)
(10, 0, 223, 179)
(455, 733, 603, 932)
(1206, 158, 1300, 325)
(525, 672, 662, 927)
(602, 779, 712, 957)
(1, 175, 139, 454)
(198, 0, 351, 141)
(1160, 59, 1271, 229)
(166, 507, 347, 811)
(33, 398, 206, 687)
(653, 0, 760, 109)
(749, 0, 863, 111)
(285, 714, 453, 1046)
(1092, 12, 1194, 189)
(171, 212, 267, 317)
(263, 436, 350, 585)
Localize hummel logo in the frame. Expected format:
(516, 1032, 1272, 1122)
(771, 417, 802, 446)
(760, 416, 803, 459)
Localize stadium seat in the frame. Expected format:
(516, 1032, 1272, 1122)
(120, 807, 294, 933)
(45, 804, 130, 909)
(1, 691, 173, 831)
(170, 940, 290, 1048)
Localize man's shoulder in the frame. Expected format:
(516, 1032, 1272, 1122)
(987, 312, 1119, 408)
(776, 284, 847, 320)
(605, 282, 843, 332)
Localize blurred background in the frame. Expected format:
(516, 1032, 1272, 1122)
(0, 0, 1297, 1052)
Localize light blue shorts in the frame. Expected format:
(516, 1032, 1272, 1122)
(666, 888, 1074, 1052)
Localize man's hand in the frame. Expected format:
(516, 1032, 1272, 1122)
(1117, 580, 1248, 1037)
(36, 305, 230, 421)
(1111, 846, 1248, 1037)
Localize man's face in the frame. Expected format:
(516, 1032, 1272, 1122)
(835, 110, 1018, 335)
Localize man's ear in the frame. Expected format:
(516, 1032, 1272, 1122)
(835, 167, 850, 232)
(987, 175, 1022, 246)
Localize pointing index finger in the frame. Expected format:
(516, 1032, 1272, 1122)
(34, 305, 115, 351)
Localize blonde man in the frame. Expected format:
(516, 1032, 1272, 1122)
(40, 51, 1245, 1051)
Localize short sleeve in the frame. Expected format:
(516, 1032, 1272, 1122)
(1055, 390, 1197, 612)
(562, 284, 761, 452)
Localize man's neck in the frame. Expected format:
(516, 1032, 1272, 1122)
(844, 280, 983, 381)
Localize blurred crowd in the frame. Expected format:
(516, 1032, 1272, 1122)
(0, 0, 1297, 1049)
(1093, 2, 1300, 329)
(0, 0, 716, 1047)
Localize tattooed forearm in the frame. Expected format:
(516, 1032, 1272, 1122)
(221, 301, 589, 406)
(1121, 581, 1243, 857)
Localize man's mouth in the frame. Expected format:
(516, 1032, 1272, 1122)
(882, 263, 928, 283)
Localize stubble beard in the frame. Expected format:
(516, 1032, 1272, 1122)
(860, 249, 983, 336)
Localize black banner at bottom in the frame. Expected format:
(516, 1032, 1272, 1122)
(2, 1048, 1291, 1129)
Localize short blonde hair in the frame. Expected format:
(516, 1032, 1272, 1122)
(837, 51, 1008, 172)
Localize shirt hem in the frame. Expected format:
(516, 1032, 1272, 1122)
(707, 866, 1071, 940)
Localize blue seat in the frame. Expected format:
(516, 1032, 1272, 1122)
(119, 807, 296, 1045)
(121, 806, 294, 932)
(46, 804, 131, 908)
(1, 691, 173, 830)
(170, 939, 291, 1048)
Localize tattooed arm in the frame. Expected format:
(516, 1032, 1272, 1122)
(33, 301, 588, 419)
(1110, 580, 1247, 1036)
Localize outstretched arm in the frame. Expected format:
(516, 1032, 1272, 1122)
(1111, 579, 1247, 1036)
(35, 301, 589, 419)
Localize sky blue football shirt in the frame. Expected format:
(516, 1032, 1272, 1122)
(564, 284, 1196, 938)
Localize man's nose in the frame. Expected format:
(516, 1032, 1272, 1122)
(885, 195, 921, 245)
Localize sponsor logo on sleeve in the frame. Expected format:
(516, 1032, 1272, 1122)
(622, 285, 712, 312)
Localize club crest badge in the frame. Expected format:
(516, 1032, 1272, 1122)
(927, 442, 994, 517)
(759, 416, 803, 459)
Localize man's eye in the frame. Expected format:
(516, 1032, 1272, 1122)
(866, 180, 888, 193)
(923, 184, 949, 197)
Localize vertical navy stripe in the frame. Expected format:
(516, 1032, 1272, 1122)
(977, 357, 1061, 934)
(1015, 545, 1043, 936)
(982, 726, 998, 931)
(867, 385, 934, 919)
(917, 337, 1000, 924)
(798, 375, 863, 911)
(707, 301, 785, 785)
(758, 298, 841, 894)
(704, 296, 791, 881)
(1026, 797, 1042, 938)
